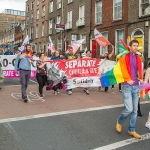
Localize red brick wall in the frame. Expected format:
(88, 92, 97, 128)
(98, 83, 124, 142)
(91, 0, 128, 58)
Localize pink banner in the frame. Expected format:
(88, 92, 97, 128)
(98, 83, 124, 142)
(3, 70, 36, 78)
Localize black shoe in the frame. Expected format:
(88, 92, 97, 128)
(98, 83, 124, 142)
(24, 99, 28, 103)
(138, 112, 142, 117)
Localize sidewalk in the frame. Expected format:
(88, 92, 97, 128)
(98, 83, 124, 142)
(0, 85, 132, 119)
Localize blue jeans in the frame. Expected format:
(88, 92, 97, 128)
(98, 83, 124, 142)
(118, 85, 140, 132)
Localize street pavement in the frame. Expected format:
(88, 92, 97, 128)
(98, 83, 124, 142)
(0, 79, 150, 150)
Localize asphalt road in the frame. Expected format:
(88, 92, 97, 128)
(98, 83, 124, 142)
(0, 103, 150, 150)
(1, 79, 150, 150)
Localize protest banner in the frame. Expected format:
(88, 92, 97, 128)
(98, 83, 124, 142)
(0, 55, 37, 78)
(0, 55, 115, 88)
(94, 28, 110, 48)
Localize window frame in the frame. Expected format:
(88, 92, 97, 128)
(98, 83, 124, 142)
(36, 25, 38, 38)
(95, 0, 102, 25)
(80, 33, 86, 51)
(49, 1, 53, 13)
(49, 19, 53, 34)
(113, 0, 122, 21)
(115, 29, 125, 54)
(42, 5, 45, 17)
(37, 9, 39, 20)
(57, 0, 61, 9)
(42, 22, 44, 37)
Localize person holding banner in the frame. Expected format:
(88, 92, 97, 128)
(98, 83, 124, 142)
(82, 50, 92, 94)
(51, 51, 62, 61)
(65, 46, 76, 95)
(36, 53, 47, 97)
(100, 44, 114, 92)
(15, 44, 33, 103)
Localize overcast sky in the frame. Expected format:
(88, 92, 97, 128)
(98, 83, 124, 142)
(0, 0, 27, 13)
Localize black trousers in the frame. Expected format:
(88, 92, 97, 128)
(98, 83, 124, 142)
(36, 73, 47, 94)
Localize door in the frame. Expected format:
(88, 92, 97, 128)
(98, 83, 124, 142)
(92, 40, 97, 58)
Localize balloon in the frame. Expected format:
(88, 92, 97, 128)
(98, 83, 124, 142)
(120, 40, 130, 51)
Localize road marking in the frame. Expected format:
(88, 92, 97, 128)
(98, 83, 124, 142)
(0, 101, 149, 124)
(29, 79, 37, 84)
(93, 133, 150, 150)
(11, 91, 45, 102)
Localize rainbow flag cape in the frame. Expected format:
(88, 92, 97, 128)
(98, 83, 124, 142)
(100, 53, 143, 87)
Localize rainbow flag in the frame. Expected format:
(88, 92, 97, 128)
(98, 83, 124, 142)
(19, 52, 33, 60)
(100, 53, 143, 87)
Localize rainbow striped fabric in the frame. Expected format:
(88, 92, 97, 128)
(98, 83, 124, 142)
(100, 53, 143, 87)
(19, 52, 33, 60)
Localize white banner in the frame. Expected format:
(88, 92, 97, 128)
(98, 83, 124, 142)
(0, 55, 116, 88)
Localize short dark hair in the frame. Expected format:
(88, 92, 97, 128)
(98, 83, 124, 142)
(25, 44, 31, 48)
(129, 40, 139, 46)
(86, 50, 91, 54)
(39, 52, 45, 58)
(68, 46, 73, 50)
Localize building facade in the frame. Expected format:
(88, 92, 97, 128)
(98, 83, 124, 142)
(90, 0, 128, 58)
(128, 0, 150, 63)
(25, 0, 49, 52)
(14, 21, 25, 51)
(48, 0, 91, 53)
(0, 9, 25, 35)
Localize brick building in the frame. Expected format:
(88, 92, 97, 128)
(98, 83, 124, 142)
(25, 0, 49, 52)
(14, 21, 25, 51)
(0, 27, 15, 52)
(90, 0, 128, 58)
(48, 0, 91, 53)
(0, 9, 25, 35)
(128, 0, 150, 62)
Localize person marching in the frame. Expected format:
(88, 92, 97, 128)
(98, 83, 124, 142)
(100, 44, 114, 92)
(82, 50, 92, 94)
(116, 40, 143, 139)
(36, 53, 47, 97)
(15, 44, 33, 103)
(65, 46, 76, 95)
(142, 62, 150, 129)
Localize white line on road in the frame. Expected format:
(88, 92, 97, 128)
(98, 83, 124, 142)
(0, 101, 149, 124)
(29, 79, 37, 84)
(93, 133, 150, 150)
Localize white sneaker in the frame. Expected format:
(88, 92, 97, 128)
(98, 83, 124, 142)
(84, 89, 89, 95)
(54, 91, 58, 96)
(145, 122, 150, 129)
(67, 91, 72, 95)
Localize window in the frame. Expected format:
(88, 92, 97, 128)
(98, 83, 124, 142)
(95, 0, 102, 24)
(4, 17, 8, 22)
(50, 1, 53, 13)
(57, 0, 61, 9)
(11, 18, 15, 23)
(80, 34, 86, 50)
(27, 5, 29, 12)
(140, 0, 150, 16)
(113, 0, 122, 20)
(57, 38, 62, 51)
(78, 5, 85, 25)
(57, 15, 61, 23)
(37, 0, 39, 5)
(42, 6, 45, 17)
(31, 14, 33, 23)
(37, 9, 39, 19)
(26, 29, 29, 36)
(66, 10, 72, 29)
(68, 0, 73, 3)
(42, 22, 44, 37)
(100, 32, 108, 56)
(31, 2, 34, 10)
(26, 16, 29, 25)
(115, 29, 124, 54)
(49, 19, 53, 34)
(30, 27, 33, 39)
(36, 25, 38, 38)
